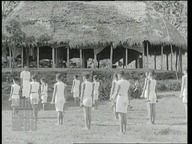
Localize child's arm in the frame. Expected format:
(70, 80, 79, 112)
(81, 83, 85, 103)
(110, 81, 115, 99)
(92, 83, 95, 102)
(180, 76, 185, 98)
(71, 80, 74, 93)
(51, 84, 57, 104)
(141, 79, 147, 97)
(9, 86, 13, 101)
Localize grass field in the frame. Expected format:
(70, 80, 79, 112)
(2, 95, 187, 144)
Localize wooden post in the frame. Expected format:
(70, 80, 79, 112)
(9, 46, 12, 68)
(170, 45, 173, 71)
(154, 55, 156, 70)
(110, 43, 113, 68)
(94, 50, 97, 68)
(52, 47, 55, 68)
(37, 46, 39, 68)
(21, 46, 23, 68)
(146, 42, 149, 68)
(176, 51, 178, 71)
(125, 48, 128, 68)
(67, 47, 69, 67)
(179, 48, 182, 73)
(166, 54, 169, 71)
(161, 45, 163, 70)
(80, 49, 82, 68)
(142, 47, 145, 68)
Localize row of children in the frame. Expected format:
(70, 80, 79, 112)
(9, 66, 187, 134)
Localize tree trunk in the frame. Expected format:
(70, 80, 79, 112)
(80, 49, 82, 68)
(146, 42, 149, 68)
(26, 46, 29, 67)
(179, 48, 182, 73)
(9, 46, 12, 68)
(170, 45, 173, 71)
(154, 55, 156, 70)
(125, 48, 128, 68)
(67, 47, 69, 68)
(110, 44, 113, 68)
(161, 45, 163, 70)
(37, 46, 39, 68)
(176, 52, 178, 71)
(142, 48, 144, 68)
(166, 54, 169, 71)
(52, 47, 55, 68)
(21, 46, 23, 68)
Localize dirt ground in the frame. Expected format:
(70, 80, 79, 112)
(2, 95, 187, 144)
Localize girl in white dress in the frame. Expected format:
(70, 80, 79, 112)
(40, 78, 48, 111)
(29, 74, 40, 122)
(9, 77, 20, 115)
(80, 74, 94, 130)
(113, 71, 130, 134)
(180, 68, 187, 122)
(93, 75, 100, 109)
(110, 73, 119, 119)
(51, 74, 67, 125)
(146, 71, 157, 124)
(71, 75, 80, 105)
(20, 66, 31, 99)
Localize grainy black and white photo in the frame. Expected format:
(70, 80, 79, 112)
(2, 1, 187, 143)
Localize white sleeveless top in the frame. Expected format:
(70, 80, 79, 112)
(93, 81, 100, 93)
(41, 83, 48, 96)
(55, 81, 66, 102)
(73, 79, 80, 91)
(83, 80, 93, 99)
(12, 84, 20, 99)
(20, 71, 30, 81)
(30, 81, 40, 93)
(117, 79, 130, 97)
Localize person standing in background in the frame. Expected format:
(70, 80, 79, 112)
(93, 75, 100, 109)
(20, 66, 31, 99)
(71, 75, 80, 105)
(180, 68, 187, 123)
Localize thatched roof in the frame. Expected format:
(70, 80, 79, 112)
(3, 1, 187, 49)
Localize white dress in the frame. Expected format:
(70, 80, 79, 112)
(20, 71, 31, 98)
(41, 83, 48, 103)
(54, 81, 66, 112)
(93, 81, 100, 101)
(30, 81, 40, 105)
(11, 84, 20, 107)
(144, 78, 150, 99)
(72, 79, 80, 98)
(182, 75, 187, 104)
(82, 81, 93, 107)
(116, 79, 130, 113)
(111, 79, 118, 102)
(148, 79, 157, 104)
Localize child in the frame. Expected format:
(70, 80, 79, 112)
(110, 73, 119, 119)
(180, 68, 187, 122)
(9, 77, 21, 115)
(51, 74, 67, 125)
(93, 75, 100, 109)
(141, 72, 150, 119)
(40, 78, 48, 111)
(29, 74, 40, 122)
(71, 75, 80, 105)
(113, 71, 130, 134)
(80, 74, 94, 130)
(146, 70, 157, 124)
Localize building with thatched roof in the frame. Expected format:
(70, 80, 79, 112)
(2, 1, 187, 71)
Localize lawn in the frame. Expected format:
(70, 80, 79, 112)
(2, 95, 187, 144)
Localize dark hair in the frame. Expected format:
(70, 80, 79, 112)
(56, 73, 62, 80)
(75, 75, 78, 78)
(31, 74, 37, 81)
(84, 74, 90, 79)
(93, 75, 97, 80)
(40, 77, 46, 83)
(113, 73, 118, 80)
(12, 77, 19, 83)
(119, 71, 125, 77)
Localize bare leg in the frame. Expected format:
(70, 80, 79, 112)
(57, 112, 60, 125)
(84, 107, 89, 129)
(88, 107, 91, 129)
(147, 102, 150, 119)
(152, 104, 156, 124)
(119, 113, 123, 134)
(124, 113, 127, 134)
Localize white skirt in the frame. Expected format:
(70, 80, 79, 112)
(183, 89, 187, 103)
(73, 89, 80, 98)
(116, 95, 128, 113)
(30, 93, 39, 105)
(83, 98, 92, 107)
(41, 94, 48, 103)
(55, 97, 65, 112)
(22, 80, 30, 98)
